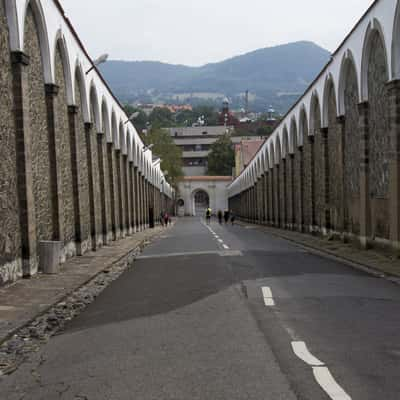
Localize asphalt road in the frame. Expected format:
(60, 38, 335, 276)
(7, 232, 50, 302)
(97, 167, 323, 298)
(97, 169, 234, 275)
(1, 217, 400, 399)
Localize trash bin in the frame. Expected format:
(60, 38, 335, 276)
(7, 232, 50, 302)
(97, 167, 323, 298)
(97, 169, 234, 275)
(39, 241, 62, 274)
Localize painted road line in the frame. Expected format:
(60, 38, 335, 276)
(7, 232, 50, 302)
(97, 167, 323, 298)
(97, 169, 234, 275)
(313, 366, 352, 400)
(222, 244, 230, 250)
(291, 341, 324, 366)
(218, 239, 224, 243)
(261, 286, 275, 306)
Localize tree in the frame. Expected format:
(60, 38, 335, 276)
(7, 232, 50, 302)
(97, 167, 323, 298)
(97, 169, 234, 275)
(207, 134, 235, 176)
(148, 107, 175, 128)
(144, 127, 183, 187)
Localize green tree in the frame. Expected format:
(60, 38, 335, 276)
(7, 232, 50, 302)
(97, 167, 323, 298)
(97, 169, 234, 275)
(149, 107, 175, 128)
(207, 134, 235, 176)
(144, 127, 183, 187)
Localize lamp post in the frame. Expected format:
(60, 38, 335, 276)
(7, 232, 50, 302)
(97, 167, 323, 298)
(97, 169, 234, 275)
(86, 53, 108, 74)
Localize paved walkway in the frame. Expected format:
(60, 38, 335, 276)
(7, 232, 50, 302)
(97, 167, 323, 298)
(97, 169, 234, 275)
(238, 220, 400, 282)
(0, 226, 167, 345)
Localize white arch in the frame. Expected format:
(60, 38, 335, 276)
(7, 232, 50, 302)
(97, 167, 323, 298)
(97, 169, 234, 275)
(22, 0, 52, 83)
(338, 49, 360, 115)
(52, 30, 73, 105)
(101, 98, 111, 142)
(361, 18, 389, 101)
(89, 81, 101, 132)
(309, 91, 322, 135)
(74, 61, 90, 123)
(322, 73, 337, 127)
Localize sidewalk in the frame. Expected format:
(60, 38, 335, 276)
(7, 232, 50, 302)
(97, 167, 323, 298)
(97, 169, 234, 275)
(0, 225, 167, 346)
(238, 221, 400, 282)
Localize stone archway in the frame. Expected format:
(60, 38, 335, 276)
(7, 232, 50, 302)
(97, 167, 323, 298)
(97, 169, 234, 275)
(192, 189, 210, 217)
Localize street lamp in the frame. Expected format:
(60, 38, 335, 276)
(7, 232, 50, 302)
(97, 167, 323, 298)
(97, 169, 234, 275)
(142, 144, 154, 152)
(86, 53, 109, 74)
(124, 111, 140, 124)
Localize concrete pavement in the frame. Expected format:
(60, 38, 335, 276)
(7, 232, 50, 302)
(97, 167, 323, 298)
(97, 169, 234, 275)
(1, 217, 400, 399)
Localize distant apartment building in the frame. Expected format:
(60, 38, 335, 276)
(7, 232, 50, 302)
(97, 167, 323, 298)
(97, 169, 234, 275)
(167, 126, 234, 176)
(167, 126, 262, 176)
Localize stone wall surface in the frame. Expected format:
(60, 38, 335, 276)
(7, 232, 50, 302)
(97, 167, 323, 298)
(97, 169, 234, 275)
(368, 33, 390, 239)
(54, 43, 75, 249)
(327, 89, 342, 231)
(74, 77, 91, 250)
(344, 63, 360, 235)
(0, 1, 22, 283)
(25, 7, 54, 256)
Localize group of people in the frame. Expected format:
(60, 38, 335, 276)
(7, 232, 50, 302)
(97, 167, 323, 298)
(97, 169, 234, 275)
(205, 208, 235, 226)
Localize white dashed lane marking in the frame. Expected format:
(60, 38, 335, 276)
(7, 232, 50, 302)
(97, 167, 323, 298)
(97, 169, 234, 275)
(261, 286, 275, 306)
(291, 341, 324, 367)
(291, 341, 352, 400)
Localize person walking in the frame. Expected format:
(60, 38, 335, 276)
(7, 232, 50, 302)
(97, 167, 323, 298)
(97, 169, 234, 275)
(224, 210, 230, 224)
(163, 212, 169, 227)
(230, 210, 236, 226)
(217, 210, 223, 225)
(205, 207, 212, 225)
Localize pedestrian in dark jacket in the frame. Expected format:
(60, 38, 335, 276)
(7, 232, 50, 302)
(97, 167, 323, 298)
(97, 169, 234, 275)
(230, 211, 236, 226)
(224, 210, 230, 224)
(217, 210, 223, 224)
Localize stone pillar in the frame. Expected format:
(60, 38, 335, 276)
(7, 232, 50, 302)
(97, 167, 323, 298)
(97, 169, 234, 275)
(67, 105, 84, 254)
(11, 51, 38, 276)
(44, 83, 64, 243)
(298, 146, 304, 232)
(387, 80, 400, 252)
(308, 136, 316, 232)
(261, 174, 266, 223)
(275, 165, 280, 227)
(134, 168, 141, 230)
(358, 101, 371, 248)
(122, 155, 131, 234)
(115, 149, 124, 237)
(85, 122, 96, 250)
(107, 143, 117, 240)
(337, 116, 346, 235)
(321, 127, 331, 234)
(290, 154, 295, 230)
(129, 162, 136, 233)
(97, 132, 108, 244)
(282, 158, 287, 229)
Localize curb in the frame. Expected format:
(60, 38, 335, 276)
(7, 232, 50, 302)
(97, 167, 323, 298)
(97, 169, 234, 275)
(237, 220, 400, 287)
(0, 226, 166, 347)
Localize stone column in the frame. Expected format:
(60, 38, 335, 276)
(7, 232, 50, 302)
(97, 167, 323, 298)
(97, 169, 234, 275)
(290, 154, 295, 230)
(261, 174, 266, 223)
(115, 149, 124, 237)
(320, 127, 331, 234)
(122, 155, 131, 234)
(107, 143, 117, 240)
(85, 122, 96, 250)
(298, 146, 304, 232)
(308, 136, 316, 233)
(275, 165, 280, 227)
(387, 80, 400, 252)
(68, 105, 84, 254)
(11, 51, 38, 276)
(358, 101, 371, 248)
(337, 116, 346, 235)
(44, 83, 64, 243)
(129, 162, 136, 233)
(282, 158, 287, 228)
(97, 132, 108, 244)
(134, 167, 141, 231)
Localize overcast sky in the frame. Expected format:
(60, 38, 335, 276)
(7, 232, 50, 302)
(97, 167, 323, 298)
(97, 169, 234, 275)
(62, 0, 374, 66)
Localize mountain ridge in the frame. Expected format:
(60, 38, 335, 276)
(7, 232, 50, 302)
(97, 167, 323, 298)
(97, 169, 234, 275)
(99, 41, 331, 112)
